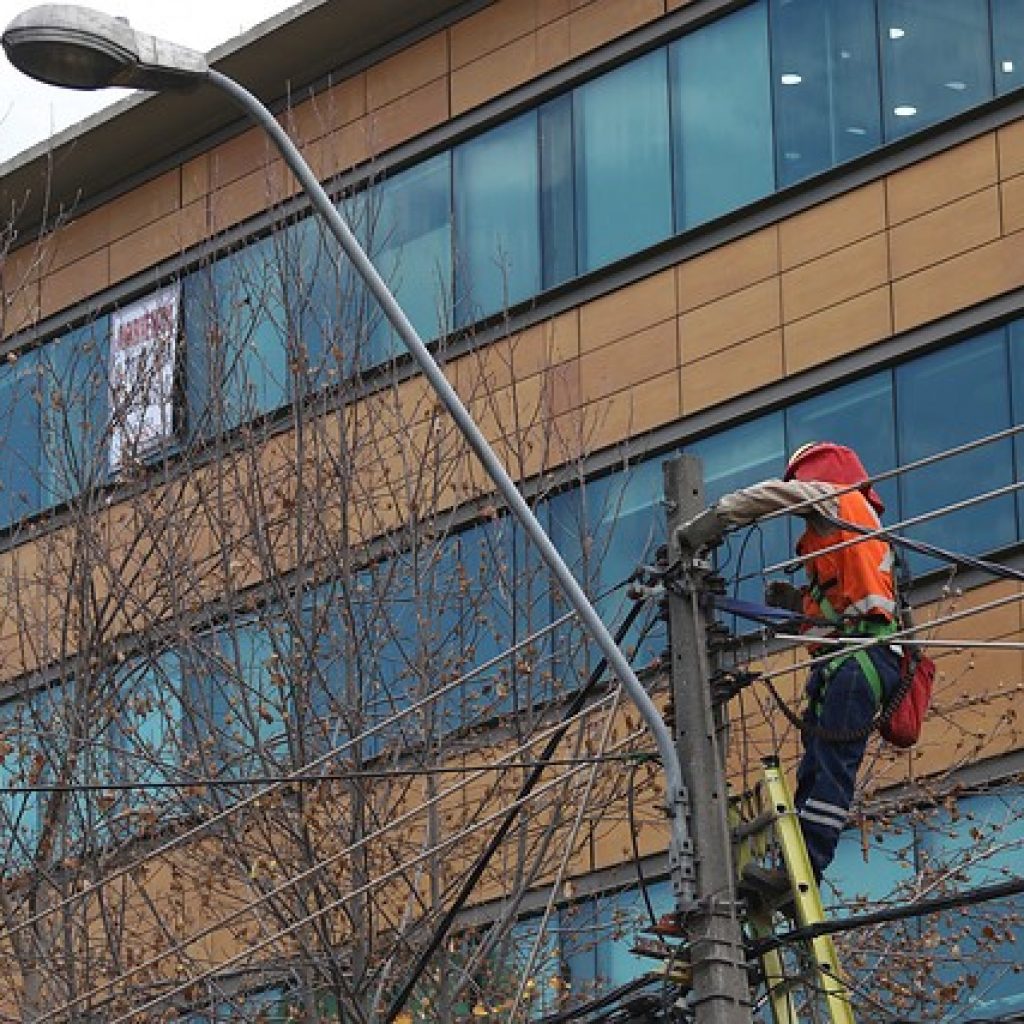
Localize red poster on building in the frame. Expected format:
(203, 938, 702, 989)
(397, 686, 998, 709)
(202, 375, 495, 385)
(109, 285, 179, 472)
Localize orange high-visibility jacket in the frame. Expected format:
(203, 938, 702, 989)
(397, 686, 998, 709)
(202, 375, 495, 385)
(716, 478, 896, 627)
(796, 488, 896, 626)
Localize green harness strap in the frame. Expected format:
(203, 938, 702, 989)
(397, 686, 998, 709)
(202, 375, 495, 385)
(811, 586, 896, 712)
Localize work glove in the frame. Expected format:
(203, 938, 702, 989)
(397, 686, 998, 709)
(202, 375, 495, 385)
(675, 506, 726, 551)
(764, 579, 804, 613)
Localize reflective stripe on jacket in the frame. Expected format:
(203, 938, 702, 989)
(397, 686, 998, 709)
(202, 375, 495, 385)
(797, 488, 896, 627)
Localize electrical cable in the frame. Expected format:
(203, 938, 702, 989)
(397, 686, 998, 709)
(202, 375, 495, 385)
(27, 583, 657, 1023)
(0, 601, 584, 950)
(0, 754, 660, 796)
(532, 974, 662, 1024)
(750, 423, 1024, 526)
(749, 875, 1024, 956)
(382, 595, 648, 1023)
(38, 718, 655, 1024)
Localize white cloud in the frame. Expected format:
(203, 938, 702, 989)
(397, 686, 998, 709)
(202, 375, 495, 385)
(0, 1, 295, 164)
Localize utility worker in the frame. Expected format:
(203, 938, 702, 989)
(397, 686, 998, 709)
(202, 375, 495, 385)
(677, 442, 902, 880)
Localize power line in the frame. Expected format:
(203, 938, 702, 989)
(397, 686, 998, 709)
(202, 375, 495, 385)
(0, 602, 585, 949)
(0, 752, 658, 796)
(749, 875, 1024, 956)
(42, 721, 653, 1024)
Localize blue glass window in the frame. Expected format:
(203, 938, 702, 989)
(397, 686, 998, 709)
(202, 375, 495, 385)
(563, 882, 673, 997)
(770, 0, 882, 186)
(786, 372, 898, 519)
(574, 51, 672, 272)
(672, 1, 774, 227)
(993, 0, 1024, 95)
(0, 348, 41, 528)
(112, 654, 182, 808)
(1008, 319, 1024, 535)
(39, 318, 111, 504)
(880, 0, 993, 140)
(690, 413, 791, 605)
(539, 95, 577, 289)
(367, 153, 453, 364)
(549, 462, 666, 671)
(896, 330, 1015, 572)
(455, 111, 541, 325)
(917, 792, 1024, 1019)
(182, 621, 287, 775)
(182, 235, 289, 434)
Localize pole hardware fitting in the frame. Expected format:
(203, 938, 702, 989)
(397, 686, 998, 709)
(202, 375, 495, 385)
(711, 669, 760, 706)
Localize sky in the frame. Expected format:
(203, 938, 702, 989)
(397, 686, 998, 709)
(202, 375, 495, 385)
(0, 1, 296, 164)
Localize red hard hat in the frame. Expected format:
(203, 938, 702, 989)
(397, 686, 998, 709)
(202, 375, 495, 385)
(783, 442, 885, 515)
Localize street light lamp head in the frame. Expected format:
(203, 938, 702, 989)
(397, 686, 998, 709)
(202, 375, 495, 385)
(2, 4, 208, 91)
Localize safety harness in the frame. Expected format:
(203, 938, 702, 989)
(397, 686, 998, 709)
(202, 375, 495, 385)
(806, 576, 898, 715)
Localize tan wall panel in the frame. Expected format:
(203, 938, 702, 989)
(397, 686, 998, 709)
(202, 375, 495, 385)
(449, 0, 540, 68)
(208, 127, 270, 191)
(579, 318, 677, 404)
(105, 169, 181, 243)
(886, 134, 998, 225)
(1, 244, 42, 337)
(366, 33, 449, 110)
(579, 269, 675, 354)
(181, 154, 210, 207)
(586, 369, 681, 451)
(286, 74, 367, 147)
(783, 286, 892, 375)
(569, 0, 665, 57)
(210, 161, 293, 235)
(892, 229, 1024, 333)
(367, 78, 450, 155)
(998, 119, 1024, 179)
(308, 120, 374, 183)
(1002, 173, 1024, 235)
(39, 247, 109, 319)
(109, 203, 208, 283)
(676, 227, 779, 312)
(681, 329, 783, 416)
(679, 277, 780, 362)
(452, 32, 548, 115)
(779, 182, 886, 271)
(889, 186, 1001, 279)
(781, 232, 889, 323)
(47, 209, 111, 273)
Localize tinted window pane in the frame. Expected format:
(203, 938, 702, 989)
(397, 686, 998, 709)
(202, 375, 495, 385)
(1008, 319, 1024, 536)
(880, 0, 993, 140)
(549, 463, 666, 669)
(0, 349, 41, 528)
(897, 331, 1015, 572)
(39, 318, 110, 504)
(186, 236, 290, 432)
(993, 0, 1024, 95)
(368, 153, 452, 364)
(786, 372, 898, 518)
(673, 1, 774, 227)
(539, 95, 577, 289)
(455, 111, 541, 324)
(689, 413, 790, 605)
(574, 51, 672, 272)
(770, 0, 882, 186)
(918, 792, 1024, 1019)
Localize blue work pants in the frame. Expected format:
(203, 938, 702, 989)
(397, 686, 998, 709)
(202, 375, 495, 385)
(795, 644, 902, 879)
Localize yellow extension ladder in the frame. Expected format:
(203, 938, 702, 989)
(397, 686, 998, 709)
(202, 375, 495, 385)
(733, 757, 856, 1024)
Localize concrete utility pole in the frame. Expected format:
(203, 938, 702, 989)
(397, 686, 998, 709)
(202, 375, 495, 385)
(664, 455, 751, 1024)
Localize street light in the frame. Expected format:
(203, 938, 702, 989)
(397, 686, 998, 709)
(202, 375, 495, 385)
(2, 0, 694, 914)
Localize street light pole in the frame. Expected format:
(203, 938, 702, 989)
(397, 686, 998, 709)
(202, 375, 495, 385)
(3, 4, 695, 905)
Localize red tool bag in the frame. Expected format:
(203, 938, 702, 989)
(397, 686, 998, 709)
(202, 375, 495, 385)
(880, 649, 935, 748)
